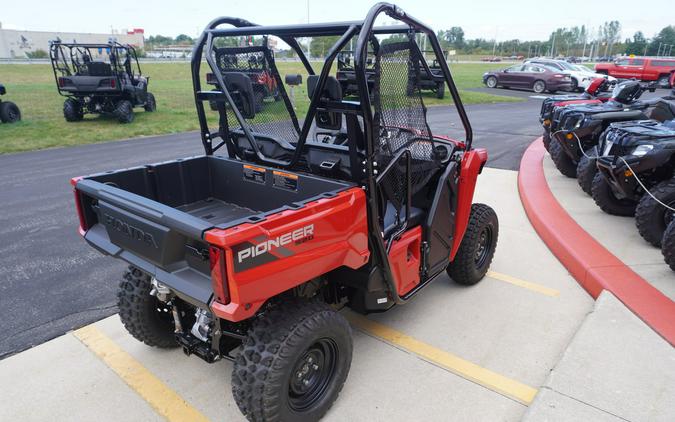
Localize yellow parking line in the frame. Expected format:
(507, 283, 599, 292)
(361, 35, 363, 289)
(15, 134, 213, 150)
(73, 325, 209, 422)
(487, 270, 560, 297)
(347, 313, 538, 405)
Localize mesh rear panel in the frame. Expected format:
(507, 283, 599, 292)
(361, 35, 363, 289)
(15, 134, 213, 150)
(374, 41, 438, 209)
(212, 46, 300, 146)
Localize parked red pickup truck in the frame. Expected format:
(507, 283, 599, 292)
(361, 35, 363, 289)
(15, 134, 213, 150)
(595, 56, 675, 87)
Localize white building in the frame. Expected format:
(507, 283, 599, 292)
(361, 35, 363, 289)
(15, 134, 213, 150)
(0, 25, 145, 58)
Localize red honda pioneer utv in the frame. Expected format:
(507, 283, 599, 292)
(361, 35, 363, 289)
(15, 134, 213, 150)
(50, 40, 156, 123)
(205, 37, 281, 112)
(71, 5, 498, 421)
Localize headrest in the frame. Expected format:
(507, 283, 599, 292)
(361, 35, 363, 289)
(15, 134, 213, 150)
(307, 75, 342, 101)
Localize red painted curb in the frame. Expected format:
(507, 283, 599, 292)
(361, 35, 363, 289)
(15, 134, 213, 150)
(518, 137, 675, 346)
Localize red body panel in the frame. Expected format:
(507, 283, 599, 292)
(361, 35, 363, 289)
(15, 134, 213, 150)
(450, 148, 488, 260)
(388, 226, 422, 296)
(205, 187, 370, 322)
(554, 99, 602, 107)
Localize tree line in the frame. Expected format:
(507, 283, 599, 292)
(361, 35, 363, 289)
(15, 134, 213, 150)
(144, 23, 675, 59)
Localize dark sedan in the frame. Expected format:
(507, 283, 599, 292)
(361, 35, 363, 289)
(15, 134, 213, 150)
(482, 64, 572, 94)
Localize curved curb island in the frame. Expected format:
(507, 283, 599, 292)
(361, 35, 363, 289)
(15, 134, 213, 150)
(518, 137, 675, 346)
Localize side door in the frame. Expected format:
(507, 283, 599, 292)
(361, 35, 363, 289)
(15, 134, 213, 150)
(500, 65, 524, 86)
(611, 58, 632, 78)
(521, 64, 545, 89)
(626, 58, 646, 80)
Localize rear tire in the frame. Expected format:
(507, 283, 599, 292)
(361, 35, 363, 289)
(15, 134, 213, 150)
(635, 178, 675, 247)
(117, 266, 177, 348)
(662, 221, 675, 271)
(232, 299, 352, 422)
(436, 82, 445, 99)
(549, 139, 578, 178)
(533, 80, 546, 94)
(63, 98, 83, 122)
(114, 100, 134, 123)
(144, 92, 156, 112)
(591, 172, 637, 216)
(0, 101, 21, 123)
(576, 149, 598, 195)
(254, 91, 264, 113)
(447, 203, 499, 285)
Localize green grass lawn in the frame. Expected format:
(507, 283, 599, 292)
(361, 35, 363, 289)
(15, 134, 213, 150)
(0, 62, 520, 154)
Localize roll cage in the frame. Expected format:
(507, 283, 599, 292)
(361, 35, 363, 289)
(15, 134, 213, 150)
(49, 40, 143, 96)
(190, 3, 475, 304)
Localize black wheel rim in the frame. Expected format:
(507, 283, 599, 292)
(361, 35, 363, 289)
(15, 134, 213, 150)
(8, 109, 18, 121)
(474, 226, 493, 268)
(288, 338, 338, 412)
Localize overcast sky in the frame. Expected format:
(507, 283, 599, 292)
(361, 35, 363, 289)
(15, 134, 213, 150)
(1, 0, 672, 41)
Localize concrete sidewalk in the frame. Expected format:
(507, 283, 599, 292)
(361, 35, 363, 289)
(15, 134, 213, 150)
(542, 155, 674, 301)
(524, 291, 675, 422)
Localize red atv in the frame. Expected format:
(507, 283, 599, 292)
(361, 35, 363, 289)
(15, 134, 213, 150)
(71, 6, 498, 421)
(540, 77, 614, 151)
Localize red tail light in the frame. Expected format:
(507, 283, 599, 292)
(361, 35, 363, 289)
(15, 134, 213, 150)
(58, 77, 66, 87)
(70, 178, 88, 234)
(110, 78, 116, 88)
(209, 246, 230, 304)
(206, 73, 216, 83)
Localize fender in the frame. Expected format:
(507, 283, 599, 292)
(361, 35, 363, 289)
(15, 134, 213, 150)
(450, 148, 488, 260)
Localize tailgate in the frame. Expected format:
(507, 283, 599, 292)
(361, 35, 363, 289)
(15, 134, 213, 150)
(75, 178, 216, 308)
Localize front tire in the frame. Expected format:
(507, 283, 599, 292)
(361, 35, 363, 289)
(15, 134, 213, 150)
(662, 221, 675, 271)
(117, 266, 177, 348)
(543, 131, 552, 152)
(635, 178, 675, 247)
(144, 92, 156, 112)
(591, 173, 637, 216)
(0, 101, 21, 123)
(576, 149, 598, 195)
(486, 76, 498, 88)
(533, 80, 546, 94)
(447, 203, 499, 285)
(570, 78, 579, 92)
(114, 100, 134, 123)
(63, 98, 83, 122)
(549, 139, 578, 178)
(232, 299, 352, 422)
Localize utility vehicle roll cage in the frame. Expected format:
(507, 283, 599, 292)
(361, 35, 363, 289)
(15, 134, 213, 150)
(190, 3, 474, 304)
(49, 40, 143, 95)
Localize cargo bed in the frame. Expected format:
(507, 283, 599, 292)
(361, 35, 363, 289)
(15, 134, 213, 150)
(73, 155, 353, 307)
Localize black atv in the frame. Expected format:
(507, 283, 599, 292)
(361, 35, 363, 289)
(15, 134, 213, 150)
(548, 80, 655, 179)
(539, 77, 614, 151)
(577, 97, 675, 195)
(49, 40, 156, 123)
(593, 120, 675, 243)
(663, 221, 675, 271)
(0, 84, 21, 124)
